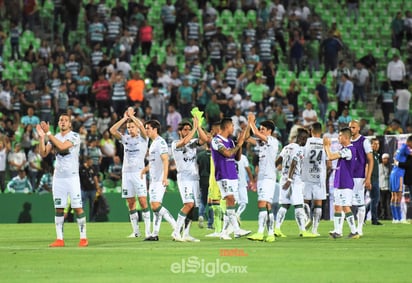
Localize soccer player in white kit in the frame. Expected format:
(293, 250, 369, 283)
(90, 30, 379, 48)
(142, 120, 176, 241)
(235, 153, 253, 220)
(110, 107, 151, 238)
(302, 122, 327, 236)
(275, 128, 316, 238)
(246, 114, 279, 242)
(37, 114, 88, 247)
(171, 118, 202, 242)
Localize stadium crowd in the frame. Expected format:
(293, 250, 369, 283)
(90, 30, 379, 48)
(0, 0, 411, 234)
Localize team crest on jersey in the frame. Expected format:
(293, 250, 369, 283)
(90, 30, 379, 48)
(54, 198, 62, 206)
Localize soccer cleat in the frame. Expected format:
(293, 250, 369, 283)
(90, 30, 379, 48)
(234, 228, 251, 238)
(128, 232, 141, 238)
(183, 235, 200, 242)
(205, 232, 221, 238)
(400, 220, 411, 224)
(265, 235, 276, 242)
(247, 232, 264, 241)
(49, 239, 65, 247)
(274, 228, 287, 238)
(144, 235, 159, 241)
(329, 231, 342, 239)
(78, 238, 89, 247)
(311, 232, 321, 237)
(207, 226, 214, 230)
(392, 220, 400, 224)
(171, 231, 184, 242)
(299, 231, 318, 238)
(220, 233, 232, 240)
(198, 216, 204, 228)
(347, 232, 360, 239)
(372, 221, 383, 225)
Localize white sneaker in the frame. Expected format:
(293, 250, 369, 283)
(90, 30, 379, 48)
(198, 216, 204, 228)
(171, 231, 184, 242)
(400, 220, 411, 224)
(128, 232, 140, 238)
(205, 232, 221, 238)
(234, 229, 251, 238)
(220, 233, 232, 240)
(392, 220, 400, 224)
(357, 229, 363, 236)
(183, 235, 200, 242)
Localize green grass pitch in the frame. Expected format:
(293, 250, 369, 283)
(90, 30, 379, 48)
(0, 220, 411, 283)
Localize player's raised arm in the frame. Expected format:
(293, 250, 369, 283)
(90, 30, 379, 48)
(109, 110, 129, 139)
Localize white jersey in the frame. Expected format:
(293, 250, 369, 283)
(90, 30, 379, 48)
(148, 136, 169, 182)
(171, 138, 199, 181)
(121, 134, 148, 173)
(256, 135, 279, 181)
(279, 143, 304, 181)
(301, 137, 326, 183)
(52, 131, 81, 178)
(236, 154, 249, 189)
(0, 148, 7, 171)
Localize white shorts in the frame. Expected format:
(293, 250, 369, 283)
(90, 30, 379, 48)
(53, 176, 82, 209)
(177, 178, 201, 207)
(334, 189, 353, 207)
(257, 179, 276, 203)
(217, 179, 238, 199)
(122, 172, 147, 198)
(149, 181, 166, 203)
(352, 178, 365, 206)
(304, 181, 327, 200)
(237, 182, 248, 204)
(279, 178, 304, 205)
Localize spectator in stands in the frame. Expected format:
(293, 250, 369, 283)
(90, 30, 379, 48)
(285, 79, 300, 117)
(9, 21, 21, 61)
(387, 54, 406, 91)
(315, 75, 328, 124)
(346, 0, 359, 24)
(161, 0, 177, 43)
(100, 129, 116, 174)
(79, 156, 101, 222)
(391, 11, 404, 52)
(27, 143, 41, 189)
(6, 169, 32, 193)
(37, 160, 52, 194)
(166, 104, 182, 133)
(394, 83, 411, 132)
(8, 143, 26, 179)
(289, 29, 304, 77)
(139, 19, 153, 56)
(337, 106, 352, 128)
(0, 136, 10, 193)
(177, 78, 194, 118)
(351, 61, 369, 108)
(320, 30, 343, 72)
(145, 84, 166, 122)
(336, 74, 353, 117)
(21, 124, 38, 155)
(302, 101, 318, 128)
(92, 73, 111, 116)
(379, 81, 395, 125)
(384, 119, 404, 135)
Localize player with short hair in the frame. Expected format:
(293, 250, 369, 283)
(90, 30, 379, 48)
(274, 128, 316, 238)
(324, 127, 359, 239)
(302, 122, 327, 236)
(246, 114, 279, 242)
(171, 118, 202, 242)
(37, 114, 88, 247)
(391, 135, 412, 223)
(110, 107, 150, 238)
(142, 120, 176, 241)
(349, 120, 373, 236)
(210, 117, 251, 240)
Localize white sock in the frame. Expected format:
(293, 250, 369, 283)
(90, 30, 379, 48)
(257, 209, 267, 234)
(129, 211, 140, 234)
(77, 216, 87, 239)
(153, 212, 162, 236)
(175, 212, 186, 235)
(275, 207, 287, 229)
(312, 207, 322, 233)
(295, 207, 306, 231)
(55, 215, 64, 240)
(159, 207, 176, 230)
(227, 209, 241, 234)
(142, 210, 151, 238)
(236, 203, 247, 218)
(183, 220, 191, 237)
(357, 206, 365, 233)
(346, 214, 357, 234)
(333, 214, 341, 234)
(267, 212, 275, 235)
(222, 214, 230, 234)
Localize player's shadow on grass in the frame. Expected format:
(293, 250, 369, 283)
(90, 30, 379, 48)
(17, 202, 32, 223)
